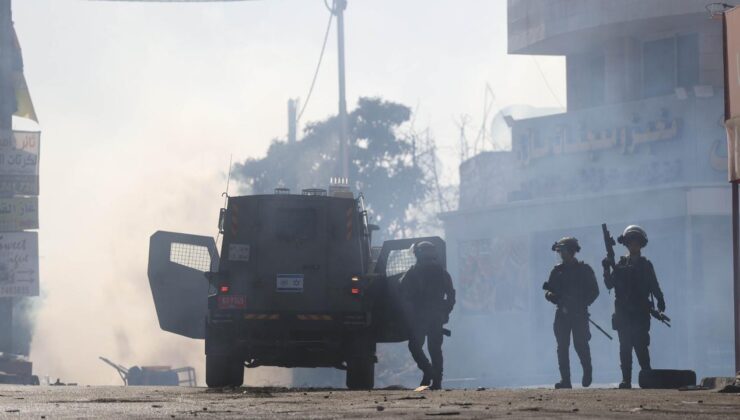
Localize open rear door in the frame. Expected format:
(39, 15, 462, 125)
(148, 231, 219, 339)
(371, 236, 446, 343)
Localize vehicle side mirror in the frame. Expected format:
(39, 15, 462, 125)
(218, 208, 226, 234)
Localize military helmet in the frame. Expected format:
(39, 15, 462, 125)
(618, 225, 648, 247)
(413, 241, 437, 262)
(551, 237, 581, 253)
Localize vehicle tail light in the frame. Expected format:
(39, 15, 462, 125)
(219, 285, 230, 294)
(351, 288, 360, 295)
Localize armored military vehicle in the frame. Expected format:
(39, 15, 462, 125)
(147, 184, 445, 389)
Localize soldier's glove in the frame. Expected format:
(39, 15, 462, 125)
(545, 291, 558, 304)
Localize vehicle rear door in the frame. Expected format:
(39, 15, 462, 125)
(371, 236, 446, 343)
(250, 198, 329, 313)
(147, 231, 219, 339)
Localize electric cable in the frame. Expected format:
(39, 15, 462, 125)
(297, 0, 335, 123)
(531, 56, 564, 108)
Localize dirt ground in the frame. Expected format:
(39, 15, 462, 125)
(0, 385, 739, 419)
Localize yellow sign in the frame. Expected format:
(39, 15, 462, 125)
(727, 7, 740, 120)
(727, 7, 740, 181)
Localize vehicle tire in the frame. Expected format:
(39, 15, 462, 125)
(346, 356, 375, 390)
(638, 369, 696, 389)
(206, 354, 244, 388)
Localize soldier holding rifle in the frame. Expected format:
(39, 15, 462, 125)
(602, 225, 668, 389)
(543, 237, 600, 389)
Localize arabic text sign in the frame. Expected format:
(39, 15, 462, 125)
(0, 131, 40, 195)
(0, 197, 38, 232)
(516, 117, 681, 165)
(0, 232, 39, 297)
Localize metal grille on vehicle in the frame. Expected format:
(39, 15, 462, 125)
(169, 242, 214, 272)
(385, 248, 416, 277)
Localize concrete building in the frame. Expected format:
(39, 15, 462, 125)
(442, 0, 733, 386)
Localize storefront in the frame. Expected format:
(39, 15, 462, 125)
(441, 94, 733, 386)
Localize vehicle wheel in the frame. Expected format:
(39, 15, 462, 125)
(206, 354, 244, 388)
(346, 356, 375, 390)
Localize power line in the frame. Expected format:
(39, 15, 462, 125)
(297, 1, 335, 123)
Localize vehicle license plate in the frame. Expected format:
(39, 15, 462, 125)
(217, 295, 246, 309)
(276, 274, 304, 293)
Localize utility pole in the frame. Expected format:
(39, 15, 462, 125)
(0, 0, 14, 354)
(335, 0, 349, 180)
(287, 98, 297, 143)
(0, 0, 12, 130)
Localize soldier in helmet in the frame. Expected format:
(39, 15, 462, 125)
(543, 237, 599, 389)
(401, 241, 456, 390)
(602, 225, 666, 389)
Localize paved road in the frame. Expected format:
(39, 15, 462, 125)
(0, 385, 738, 419)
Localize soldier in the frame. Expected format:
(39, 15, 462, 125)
(543, 237, 599, 389)
(401, 241, 456, 390)
(602, 225, 666, 389)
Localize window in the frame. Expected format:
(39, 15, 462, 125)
(170, 243, 213, 272)
(642, 33, 699, 98)
(275, 208, 317, 241)
(677, 33, 699, 88)
(385, 248, 416, 277)
(643, 37, 676, 97)
(567, 53, 605, 110)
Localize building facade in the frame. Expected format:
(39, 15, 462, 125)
(441, 0, 733, 386)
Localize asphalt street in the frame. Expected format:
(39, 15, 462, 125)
(0, 385, 739, 419)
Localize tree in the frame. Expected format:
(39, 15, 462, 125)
(234, 97, 429, 240)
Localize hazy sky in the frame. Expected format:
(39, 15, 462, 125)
(12, 0, 565, 385)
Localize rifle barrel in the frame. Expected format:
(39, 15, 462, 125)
(588, 318, 613, 340)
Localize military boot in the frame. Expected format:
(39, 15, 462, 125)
(556, 365, 572, 389)
(429, 368, 442, 389)
(554, 380, 572, 389)
(430, 374, 442, 390)
(582, 366, 592, 388)
(619, 367, 632, 389)
(420, 368, 432, 387)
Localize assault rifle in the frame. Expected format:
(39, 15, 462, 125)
(602, 223, 616, 270)
(650, 309, 671, 327)
(650, 295, 671, 327)
(542, 282, 613, 340)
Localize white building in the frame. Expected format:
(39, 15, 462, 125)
(441, 0, 733, 386)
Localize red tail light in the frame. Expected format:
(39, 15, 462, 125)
(219, 285, 230, 294)
(351, 288, 360, 295)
